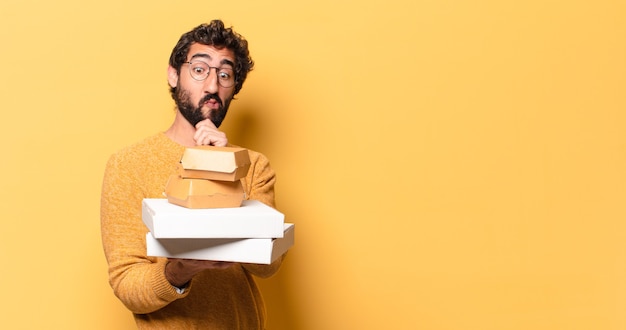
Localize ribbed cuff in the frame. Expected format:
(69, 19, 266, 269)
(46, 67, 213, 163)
(151, 260, 190, 300)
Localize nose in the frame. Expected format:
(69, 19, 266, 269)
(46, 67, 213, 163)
(203, 68, 219, 94)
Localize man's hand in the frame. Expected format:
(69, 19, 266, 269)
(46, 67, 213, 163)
(165, 258, 235, 288)
(194, 119, 227, 147)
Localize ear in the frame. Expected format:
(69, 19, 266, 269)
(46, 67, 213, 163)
(167, 65, 179, 88)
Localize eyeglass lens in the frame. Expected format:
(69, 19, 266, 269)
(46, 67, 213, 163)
(187, 62, 235, 87)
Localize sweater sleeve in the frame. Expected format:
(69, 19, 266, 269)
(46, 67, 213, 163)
(243, 150, 276, 208)
(241, 150, 285, 277)
(100, 153, 187, 314)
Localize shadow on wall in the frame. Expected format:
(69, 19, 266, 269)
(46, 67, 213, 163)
(224, 105, 302, 330)
(257, 255, 301, 330)
(223, 99, 284, 156)
(224, 108, 260, 148)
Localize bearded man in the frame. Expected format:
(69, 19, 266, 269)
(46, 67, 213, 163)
(100, 20, 283, 329)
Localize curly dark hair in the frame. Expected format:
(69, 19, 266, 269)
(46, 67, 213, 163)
(168, 20, 254, 96)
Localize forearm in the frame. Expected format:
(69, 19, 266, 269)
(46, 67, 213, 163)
(101, 155, 186, 314)
(102, 204, 185, 314)
(108, 257, 185, 314)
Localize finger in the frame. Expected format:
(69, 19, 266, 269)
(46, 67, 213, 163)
(194, 130, 227, 147)
(210, 135, 228, 147)
(194, 122, 225, 143)
(194, 133, 214, 146)
(195, 118, 217, 130)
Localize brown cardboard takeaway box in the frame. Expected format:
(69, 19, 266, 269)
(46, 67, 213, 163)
(142, 198, 285, 238)
(165, 175, 244, 209)
(146, 223, 294, 264)
(179, 146, 251, 182)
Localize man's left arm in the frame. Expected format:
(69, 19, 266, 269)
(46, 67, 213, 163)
(241, 149, 285, 277)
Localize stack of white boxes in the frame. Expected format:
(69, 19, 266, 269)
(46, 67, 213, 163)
(142, 146, 294, 264)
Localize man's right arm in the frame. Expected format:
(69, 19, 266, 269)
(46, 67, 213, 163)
(100, 153, 186, 314)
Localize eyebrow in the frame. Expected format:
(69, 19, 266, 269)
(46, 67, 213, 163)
(189, 53, 235, 68)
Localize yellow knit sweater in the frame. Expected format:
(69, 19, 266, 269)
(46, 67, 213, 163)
(100, 132, 283, 329)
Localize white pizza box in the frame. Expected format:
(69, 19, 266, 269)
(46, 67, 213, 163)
(142, 199, 284, 239)
(146, 223, 294, 264)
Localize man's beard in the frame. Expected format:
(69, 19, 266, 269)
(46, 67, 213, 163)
(173, 88, 231, 128)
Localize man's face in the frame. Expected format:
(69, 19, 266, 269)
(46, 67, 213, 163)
(169, 43, 236, 128)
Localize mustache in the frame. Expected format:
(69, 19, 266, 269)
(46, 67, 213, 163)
(199, 93, 223, 107)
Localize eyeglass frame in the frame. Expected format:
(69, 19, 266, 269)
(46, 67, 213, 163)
(182, 61, 237, 88)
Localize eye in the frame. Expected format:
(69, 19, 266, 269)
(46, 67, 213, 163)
(218, 69, 233, 80)
(191, 65, 207, 75)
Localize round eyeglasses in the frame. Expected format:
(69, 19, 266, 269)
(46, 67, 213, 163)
(183, 61, 236, 88)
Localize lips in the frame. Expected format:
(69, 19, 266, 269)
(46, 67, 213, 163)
(201, 95, 222, 109)
(204, 99, 220, 109)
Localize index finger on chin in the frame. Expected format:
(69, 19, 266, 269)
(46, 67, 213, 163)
(195, 118, 217, 130)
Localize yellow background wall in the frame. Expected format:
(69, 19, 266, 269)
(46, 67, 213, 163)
(1, 1, 625, 329)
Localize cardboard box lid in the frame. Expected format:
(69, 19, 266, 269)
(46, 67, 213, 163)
(180, 146, 251, 181)
(142, 198, 285, 238)
(146, 223, 294, 264)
